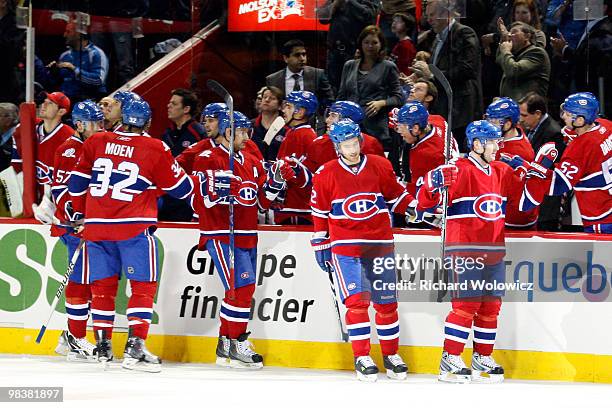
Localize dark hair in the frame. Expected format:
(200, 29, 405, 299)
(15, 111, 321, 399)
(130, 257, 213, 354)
(281, 39, 305, 57)
(171, 88, 199, 117)
(357, 25, 386, 62)
(510, 21, 536, 44)
(260, 86, 284, 102)
(518, 92, 547, 114)
(414, 79, 438, 103)
(393, 13, 416, 33)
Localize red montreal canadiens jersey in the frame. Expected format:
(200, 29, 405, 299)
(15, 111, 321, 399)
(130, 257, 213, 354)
(303, 132, 385, 173)
(524, 124, 612, 226)
(50, 135, 84, 237)
(407, 124, 459, 196)
(311, 155, 416, 257)
(68, 130, 194, 241)
(418, 156, 522, 264)
(192, 144, 269, 249)
(275, 123, 317, 222)
(498, 131, 538, 228)
(12, 120, 75, 186)
(177, 137, 262, 174)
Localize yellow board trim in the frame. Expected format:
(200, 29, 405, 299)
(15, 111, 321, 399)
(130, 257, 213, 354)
(3, 328, 612, 383)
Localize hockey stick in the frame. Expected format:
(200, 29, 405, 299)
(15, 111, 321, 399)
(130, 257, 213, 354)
(263, 116, 286, 146)
(325, 264, 349, 342)
(36, 239, 85, 343)
(429, 64, 452, 302)
(207, 79, 236, 300)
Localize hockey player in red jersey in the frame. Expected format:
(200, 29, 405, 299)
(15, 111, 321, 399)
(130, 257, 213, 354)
(395, 101, 459, 197)
(513, 92, 612, 233)
(417, 120, 529, 383)
(484, 98, 539, 229)
(310, 119, 432, 382)
(68, 99, 196, 372)
(192, 110, 280, 369)
(271, 91, 319, 225)
(303, 101, 385, 173)
(11, 92, 74, 220)
(176, 103, 262, 174)
(45, 101, 103, 362)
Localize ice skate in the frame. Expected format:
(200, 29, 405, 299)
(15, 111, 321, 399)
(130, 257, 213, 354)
(229, 332, 263, 369)
(55, 331, 69, 356)
(471, 352, 504, 383)
(383, 354, 408, 380)
(94, 330, 113, 368)
(64, 332, 98, 363)
(121, 336, 161, 373)
(355, 356, 378, 382)
(438, 351, 471, 383)
(215, 335, 231, 367)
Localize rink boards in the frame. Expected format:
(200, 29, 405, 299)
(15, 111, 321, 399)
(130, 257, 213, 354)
(0, 221, 611, 383)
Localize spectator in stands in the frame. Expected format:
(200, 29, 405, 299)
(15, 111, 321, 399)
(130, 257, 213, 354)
(545, 0, 587, 49)
(380, 0, 416, 52)
(497, 22, 550, 102)
(159, 88, 205, 221)
(390, 13, 417, 76)
(317, 0, 379, 94)
(338, 25, 404, 150)
(517, 92, 567, 231)
(0, 102, 18, 172)
(0, 0, 22, 104)
(52, 22, 109, 102)
(251, 86, 287, 161)
(550, 8, 612, 117)
(266, 39, 334, 134)
(416, 0, 483, 150)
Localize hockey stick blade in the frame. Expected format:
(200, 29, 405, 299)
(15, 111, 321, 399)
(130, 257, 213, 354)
(263, 116, 286, 145)
(206, 79, 233, 111)
(35, 239, 85, 343)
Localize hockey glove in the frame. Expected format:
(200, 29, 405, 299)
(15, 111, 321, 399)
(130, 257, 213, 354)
(32, 194, 56, 225)
(64, 201, 85, 234)
(310, 232, 332, 273)
(534, 142, 559, 169)
(388, 108, 399, 130)
(264, 161, 286, 201)
(406, 203, 444, 228)
(499, 153, 551, 179)
(198, 170, 240, 202)
(424, 164, 458, 193)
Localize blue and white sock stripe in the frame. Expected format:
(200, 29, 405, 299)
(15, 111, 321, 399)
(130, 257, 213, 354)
(144, 229, 158, 281)
(444, 322, 471, 344)
(65, 302, 90, 321)
(376, 321, 400, 340)
(91, 309, 115, 328)
(473, 326, 497, 344)
(347, 322, 371, 341)
(126, 307, 153, 325)
(220, 302, 250, 323)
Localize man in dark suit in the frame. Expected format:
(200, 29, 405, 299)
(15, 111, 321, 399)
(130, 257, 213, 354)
(415, 0, 483, 151)
(266, 39, 334, 134)
(518, 92, 567, 231)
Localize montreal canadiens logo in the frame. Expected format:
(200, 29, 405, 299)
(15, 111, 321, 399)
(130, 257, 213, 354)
(472, 194, 504, 221)
(341, 193, 380, 220)
(35, 163, 52, 184)
(235, 181, 257, 206)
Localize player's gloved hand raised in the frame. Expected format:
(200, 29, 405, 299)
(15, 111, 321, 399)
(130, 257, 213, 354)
(198, 170, 241, 202)
(424, 164, 458, 193)
(388, 108, 399, 130)
(32, 194, 56, 225)
(264, 160, 286, 200)
(310, 232, 332, 273)
(279, 159, 297, 183)
(535, 142, 558, 169)
(500, 153, 550, 179)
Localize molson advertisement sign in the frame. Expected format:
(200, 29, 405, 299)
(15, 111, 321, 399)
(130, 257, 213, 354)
(228, 0, 329, 31)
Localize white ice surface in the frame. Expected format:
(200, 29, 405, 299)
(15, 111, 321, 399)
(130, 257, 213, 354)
(1, 354, 611, 408)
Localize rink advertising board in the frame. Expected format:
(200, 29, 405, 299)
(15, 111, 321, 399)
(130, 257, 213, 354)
(228, 0, 329, 31)
(0, 222, 611, 382)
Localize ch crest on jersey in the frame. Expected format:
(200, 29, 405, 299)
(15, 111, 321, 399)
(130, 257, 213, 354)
(341, 193, 380, 220)
(35, 162, 53, 184)
(472, 194, 504, 221)
(235, 181, 258, 206)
